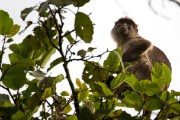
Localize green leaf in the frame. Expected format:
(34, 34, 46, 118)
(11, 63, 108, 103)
(0, 94, 10, 102)
(9, 53, 23, 64)
(110, 73, 127, 89)
(79, 107, 95, 120)
(39, 2, 49, 13)
(78, 83, 89, 101)
(151, 63, 172, 90)
(63, 104, 72, 113)
(6, 38, 13, 43)
(38, 47, 56, 68)
(122, 91, 143, 110)
(66, 115, 77, 120)
(2, 59, 34, 90)
(61, 91, 69, 96)
(82, 62, 108, 84)
(77, 49, 86, 58)
(33, 47, 45, 61)
(8, 24, 20, 37)
(76, 78, 82, 88)
(144, 98, 164, 111)
(73, 0, 90, 7)
(41, 87, 52, 100)
(87, 47, 96, 52)
(133, 80, 161, 96)
(28, 93, 41, 111)
(11, 111, 27, 120)
(47, 57, 63, 72)
(103, 49, 122, 72)
(75, 12, 93, 43)
(124, 74, 138, 87)
(0, 10, 13, 35)
(94, 82, 113, 98)
(21, 7, 35, 21)
(65, 31, 75, 44)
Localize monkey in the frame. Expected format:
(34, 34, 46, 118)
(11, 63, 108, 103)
(110, 17, 172, 118)
(111, 17, 172, 81)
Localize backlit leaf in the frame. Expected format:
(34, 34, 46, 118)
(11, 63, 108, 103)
(0, 10, 13, 35)
(8, 24, 20, 37)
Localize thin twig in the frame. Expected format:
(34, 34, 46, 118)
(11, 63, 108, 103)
(148, 0, 170, 20)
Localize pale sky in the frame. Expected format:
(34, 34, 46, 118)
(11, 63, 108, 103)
(0, 0, 180, 118)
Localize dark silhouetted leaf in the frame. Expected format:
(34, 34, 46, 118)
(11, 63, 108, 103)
(11, 111, 27, 120)
(73, 0, 90, 7)
(87, 47, 96, 52)
(77, 49, 86, 58)
(82, 62, 108, 84)
(75, 12, 93, 43)
(21, 7, 35, 21)
(79, 107, 95, 120)
(47, 57, 63, 72)
(65, 31, 75, 44)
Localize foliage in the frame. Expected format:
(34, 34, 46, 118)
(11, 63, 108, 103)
(0, 0, 180, 120)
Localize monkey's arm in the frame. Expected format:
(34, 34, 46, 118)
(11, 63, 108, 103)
(122, 39, 152, 62)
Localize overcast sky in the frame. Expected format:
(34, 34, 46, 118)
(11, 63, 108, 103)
(1, 0, 180, 89)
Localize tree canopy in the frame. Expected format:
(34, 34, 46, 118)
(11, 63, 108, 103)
(0, 0, 180, 119)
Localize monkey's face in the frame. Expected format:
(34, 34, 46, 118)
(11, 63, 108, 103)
(111, 17, 138, 46)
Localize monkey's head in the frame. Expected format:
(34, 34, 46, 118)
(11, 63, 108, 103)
(111, 17, 139, 47)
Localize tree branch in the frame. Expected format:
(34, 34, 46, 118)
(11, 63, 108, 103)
(0, 36, 6, 70)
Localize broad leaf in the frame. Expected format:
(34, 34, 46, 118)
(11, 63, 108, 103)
(133, 80, 161, 96)
(41, 87, 52, 100)
(122, 91, 143, 110)
(0, 10, 13, 35)
(82, 62, 108, 84)
(21, 7, 35, 21)
(144, 97, 164, 111)
(8, 24, 20, 37)
(79, 107, 95, 120)
(63, 104, 72, 113)
(75, 12, 93, 43)
(11, 111, 27, 120)
(61, 91, 69, 96)
(77, 49, 86, 58)
(2, 59, 34, 90)
(94, 82, 113, 98)
(110, 73, 127, 89)
(103, 48, 122, 72)
(78, 83, 89, 101)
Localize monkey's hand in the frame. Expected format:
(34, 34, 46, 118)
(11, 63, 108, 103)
(122, 39, 152, 62)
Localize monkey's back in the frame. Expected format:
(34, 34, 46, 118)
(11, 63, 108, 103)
(149, 46, 172, 71)
(127, 46, 172, 81)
